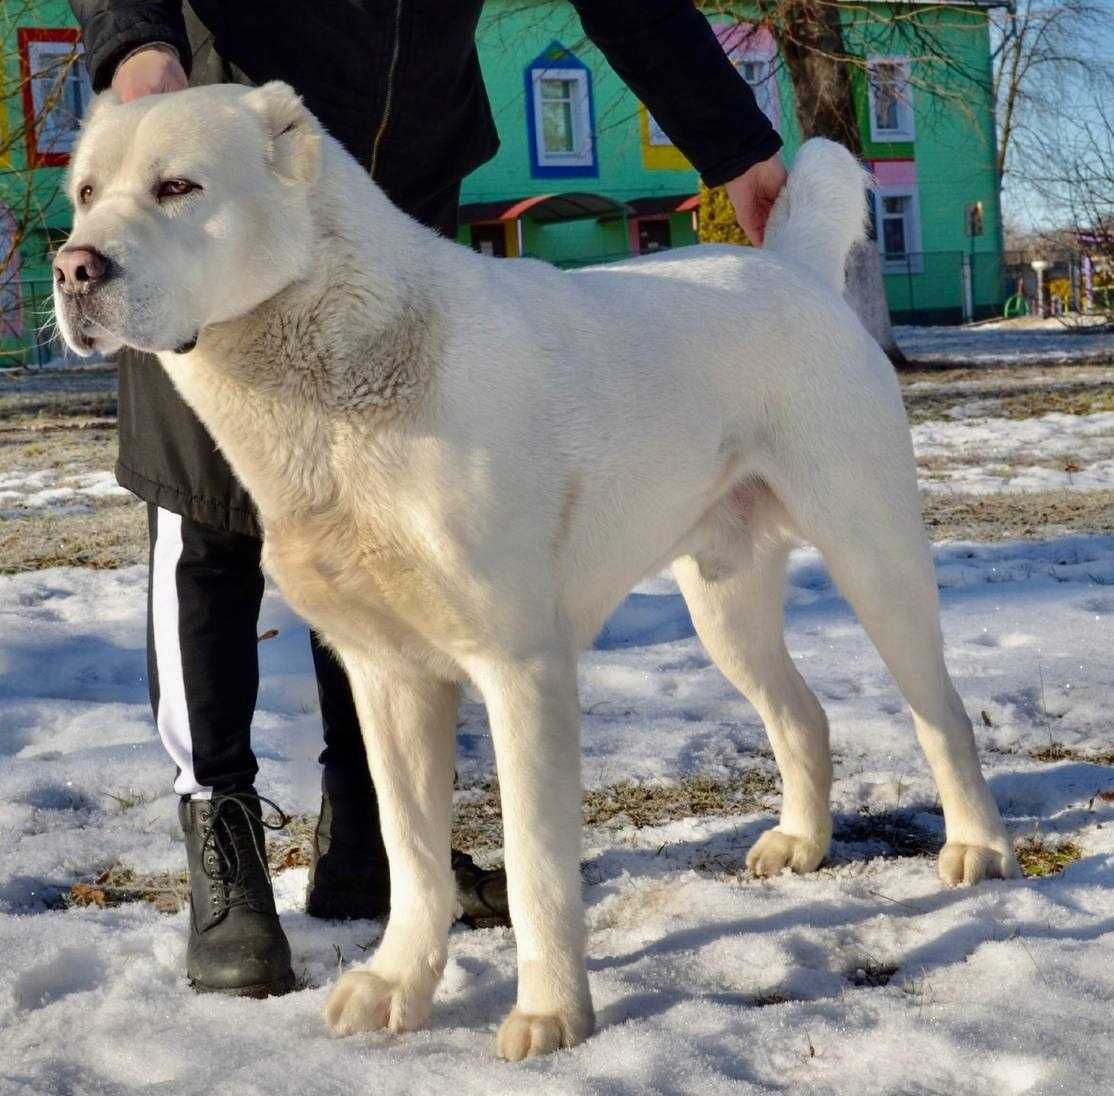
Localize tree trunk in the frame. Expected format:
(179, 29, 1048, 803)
(773, 0, 906, 364)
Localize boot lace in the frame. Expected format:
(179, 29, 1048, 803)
(200, 790, 290, 914)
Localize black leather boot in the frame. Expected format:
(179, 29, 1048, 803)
(305, 769, 391, 921)
(451, 849, 511, 929)
(180, 790, 295, 997)
(305, 770, 511, 927)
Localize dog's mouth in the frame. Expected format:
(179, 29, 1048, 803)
(76, 314, 109, 351)
(57, 296, 195, 357)
(66, 308, 121, 355)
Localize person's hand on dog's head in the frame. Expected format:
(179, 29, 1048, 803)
(725, 154, 788, 247)
(112, 45, 188, 102)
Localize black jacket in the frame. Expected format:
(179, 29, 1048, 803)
(71, 0, 782, 201)
(69, 0, 782, 536)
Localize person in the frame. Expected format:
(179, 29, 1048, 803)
(69, 0, 787, 999)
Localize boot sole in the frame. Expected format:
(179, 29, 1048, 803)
(458, 912, 511, 930)
(189, 970, 296, 999)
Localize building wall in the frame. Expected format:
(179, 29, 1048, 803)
(848, 7, 1003, 321)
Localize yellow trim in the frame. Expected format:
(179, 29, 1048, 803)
(504, 221, 519, 258)
(639, 105, 691, 172)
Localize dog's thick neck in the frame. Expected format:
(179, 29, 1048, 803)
(157, 135, 444, 523)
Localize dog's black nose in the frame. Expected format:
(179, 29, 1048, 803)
(53, 246, 110, 293)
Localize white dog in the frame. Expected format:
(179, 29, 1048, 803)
(55, 82, 1019, 1060)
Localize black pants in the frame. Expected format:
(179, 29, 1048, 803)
(146, 505, 370, 797)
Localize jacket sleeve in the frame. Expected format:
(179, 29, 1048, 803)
(68, 1, 191, 91)
(569, 0, 782, 187)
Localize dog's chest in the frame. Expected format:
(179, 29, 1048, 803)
(261, 510, 471, 659)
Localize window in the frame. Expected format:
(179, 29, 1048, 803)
(531, 69, 593, 169)
(646, 112, 672, 148)
(871, 188, 922, 273)
(867, 57, 914, 142)
(637, 219, 672, 255)
(525, 44, 596, 178)
(18, 28, 92, 167)
(736, 57, 776, 124)
(715, 23, 780, 128)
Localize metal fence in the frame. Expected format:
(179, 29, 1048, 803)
(1, 278, 57, 367)
(877, 250, 1004, 326)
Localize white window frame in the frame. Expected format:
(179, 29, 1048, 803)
(872, 186, 923, 274)
(530, 67, 594, 169)
(26, 38, 92, 159)
(867, 56, 914, 143)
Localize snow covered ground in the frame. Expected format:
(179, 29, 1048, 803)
(913, 411, 1114, 493)
(1, 535, 1112, 1094)
(0, 468, 129, 516)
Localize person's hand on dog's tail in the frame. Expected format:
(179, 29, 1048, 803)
(725, 154, 788, 247)
(112, 45, 188, 102)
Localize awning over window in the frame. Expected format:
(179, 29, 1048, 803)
(458, 192, 635, 225)
(625, 194, 701, 217)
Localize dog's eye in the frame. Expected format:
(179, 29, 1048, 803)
(78, 184, 93, 206)
(156, 178, 201, 201)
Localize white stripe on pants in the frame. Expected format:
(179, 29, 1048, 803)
(151, 507, 211, 799)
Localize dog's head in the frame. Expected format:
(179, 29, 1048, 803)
(53, 81, 321, 357)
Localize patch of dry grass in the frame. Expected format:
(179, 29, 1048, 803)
(66, 772, 780, 912)
(921, 489, 1114, 541)
(0, 501, 146, 573)
(452, 771, 778, 857)
(582, 772, 777, 827)
(904, 381, 1114, 425)
(1029, 742, 1114, 766)
(1015, 836, 1084, 878)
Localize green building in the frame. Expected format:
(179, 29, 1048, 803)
(0, 1, 1004, 362)
(460, 1, 1005, 324)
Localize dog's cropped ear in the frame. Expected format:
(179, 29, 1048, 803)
(244, 81, 321, 184)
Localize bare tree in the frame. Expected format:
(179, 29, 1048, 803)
(991, 0, 1111, 209)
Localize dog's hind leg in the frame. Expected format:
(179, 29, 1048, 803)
(324, 654, 458, 1036)
(674, 535, 834, 875)
(469, 645, 595, 1060)
(764, 419, 1019, 885)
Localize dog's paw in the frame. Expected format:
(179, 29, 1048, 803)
(497, 1005, 594, 1061)
(938, 841, 1020, 886)
(746, 828, 828, 877)
(325, 969, 433, 1036)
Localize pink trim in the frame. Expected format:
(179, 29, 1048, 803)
(871, 159, 917, 188)
(714, 23, 776, 59)
(627, 218, 640, 253)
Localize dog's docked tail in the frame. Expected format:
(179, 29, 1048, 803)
(762, 138, 870, 295)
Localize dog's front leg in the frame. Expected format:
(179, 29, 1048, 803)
(324, 654, 457, 1036)
(471, 649, 594, 1060)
